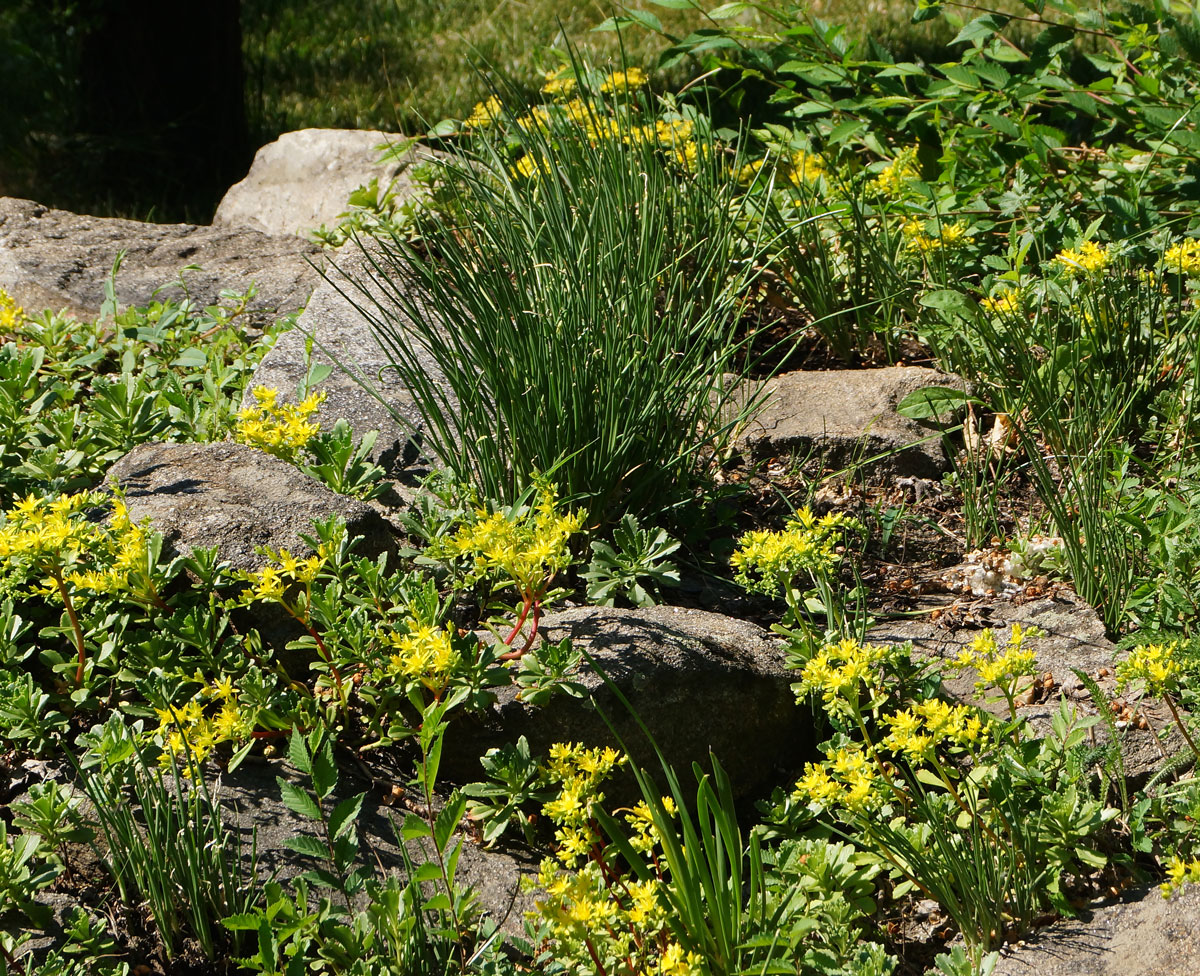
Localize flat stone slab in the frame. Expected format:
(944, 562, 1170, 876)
(0, 196, 321, 326)
(993, 884, 1200, 976)
(736, 366, 958, 478)
(444, 605, 811, 801)
(107, 440, 395, 571)
(214, 128, 438, 238)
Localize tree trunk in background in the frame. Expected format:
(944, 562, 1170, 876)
(76, 0, 250, 221)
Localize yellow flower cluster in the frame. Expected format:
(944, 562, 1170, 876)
(1163, 239, 1200, 276)
(1053, 240, 1111, 277)
(511, 153, 546, 181)
(950, 624, 1040, 694)
(541, 741, 625, 867)
(737, 149, 825, 189)
(1116, 641, 1182, 697)
(384, 616, 459, 688)
(235, 386, 325, 463)
(448, 485, 585, 596)
(883, 698, 989, 761)
(868, 148, 919, 196)
(236, 544, 327, 606)
(792, 744, 884, 812)
(0, 493, 151, 600)
(465, 95, 503, 128)
(1162, 855, 1200, 897)
(542, 72, 578, 99)
(155, 673, 254, 772)
(624, 117, 699, 169)
(0, 287, 25, 331)
(621, 794, 679, 853)
(795, 637, 897, 717)
(659, 942, 703, 976)
(731, 507, 859, 598)
(980, 289, 1021, 314)
(599, 67, 648, 94)
(903, 219, 968, 254)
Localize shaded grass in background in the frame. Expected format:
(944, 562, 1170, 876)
(242, 0, 707, 142)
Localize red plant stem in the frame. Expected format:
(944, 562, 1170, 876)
(51, 570, 88, 687)
(583, 939, 609, 976)
(498, 593, 543, 662)
(503, 594, 533, 645)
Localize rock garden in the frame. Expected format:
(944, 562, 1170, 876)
(4, 2, 1200, 975)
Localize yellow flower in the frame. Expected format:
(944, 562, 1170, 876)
(1161, 856, 1200, 897)
(511, 154, 543, 181)
(0, 288, 25, 331)
(446, 485, 585, 596)
(541, 72, 577, 98)
(1117, 642, 1183, 697)
(980, 289, 1021, 314)
(868, 148, 919, 196)
(787, 149, 825, 185)
(659, 942, 702, 976)
(732, 508, 859, 598)
(599, 67, 648, 94)
(1163, 239, 1200, 276)
(386, 619, 459, 686)
(465, 95, 503, 128)
(235, 386, 325, 462)
(1053, 240, 1111, 277)
(903, 219, 967, 254)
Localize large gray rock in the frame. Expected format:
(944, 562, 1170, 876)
(107, 441, 395, 571)
(244, 242, 452, 475)
(444, 605, 811, 801)
(214, 128, 436, 238)
(993, 884, 1200, 976)
(0, 196, 321, 325)
(735, 366, 958, 478)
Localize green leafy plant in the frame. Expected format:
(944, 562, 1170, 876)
(582, 514, 681, 607)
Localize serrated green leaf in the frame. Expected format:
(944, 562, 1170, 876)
(288, 732, 311, 776)
(329, 793, 365, 841)
(412, 862, 443, 883)
(402, 812, 433, 841)
(435, 791, 467, 851)
(284, 834, 329, 860)
(312, 740, 338, 801)
(277, 778, 322, 821)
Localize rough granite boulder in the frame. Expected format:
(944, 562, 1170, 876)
(0, 196, 321, 326)
(214, 128, 438, 238)
(244, 242, 451, 474)
(992, 884, 1200, 976)
(443, 605, 811, 801)
(106, 441, 395, 571)
(735, 366, 960, 478)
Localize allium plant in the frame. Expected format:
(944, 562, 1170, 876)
(329, 80, 766, 528)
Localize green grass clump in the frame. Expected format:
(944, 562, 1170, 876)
(333, 80, 765, 528)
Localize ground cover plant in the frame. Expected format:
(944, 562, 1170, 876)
(7, 0, 1200, 974)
